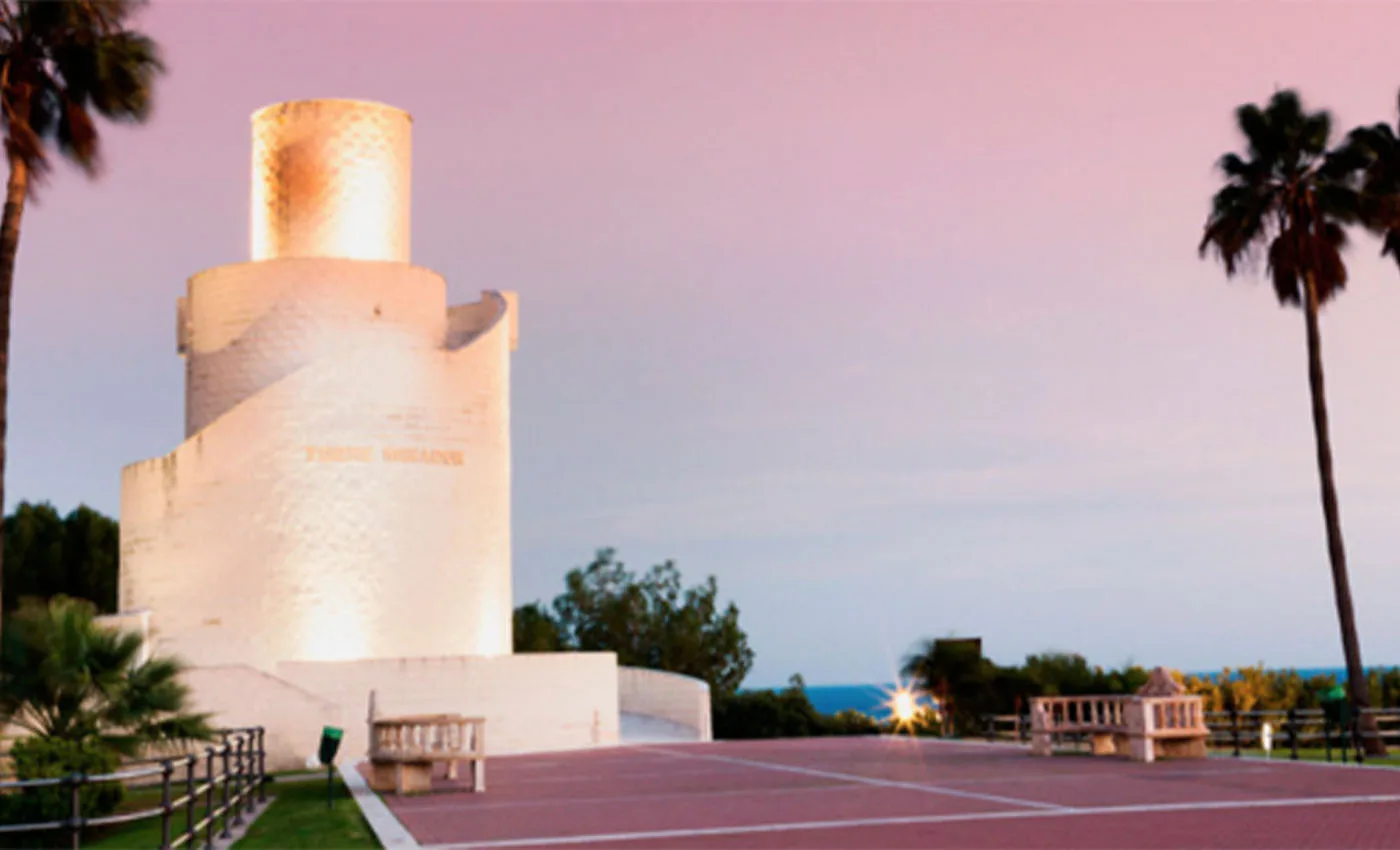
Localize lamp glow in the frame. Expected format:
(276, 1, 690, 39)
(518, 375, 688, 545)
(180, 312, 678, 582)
(892, 690, 917, 723)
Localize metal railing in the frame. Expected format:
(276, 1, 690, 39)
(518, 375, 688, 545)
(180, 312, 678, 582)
(0, 727, 266, 850)
(976, 706, 1400, 762)
(1206, 707, 1400, 763)
(982, 713, 1030, 743)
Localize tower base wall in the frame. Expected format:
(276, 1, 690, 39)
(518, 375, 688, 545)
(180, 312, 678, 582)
(182, 653, 622, 770)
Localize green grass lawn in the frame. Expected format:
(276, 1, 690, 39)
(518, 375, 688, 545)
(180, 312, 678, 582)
(84, 776, 379, 849)
(81, 785, 173, 849)
(234, 778, 378, 849)
(1043, 741, 1400, 767)
(1212, 746, 1400, 766)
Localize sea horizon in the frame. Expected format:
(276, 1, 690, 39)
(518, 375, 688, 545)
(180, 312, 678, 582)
(756, 665, 1395, 718)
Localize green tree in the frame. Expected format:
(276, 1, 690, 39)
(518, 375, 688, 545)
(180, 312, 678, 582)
(1022, 652, 1098, 696)
(1198, 89, 1386, 755)
(544, 548, 754, 697)
(512, 601, 564, 652)
(0, 594, 211, 755)
(901, 637, 997, 735)
(0, 0, 164, 641)
(3, 501, 119, 613)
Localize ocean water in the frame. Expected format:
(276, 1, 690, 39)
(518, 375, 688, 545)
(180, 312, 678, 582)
(805, 684, 897, 717)
(765, 667, 1386, 717)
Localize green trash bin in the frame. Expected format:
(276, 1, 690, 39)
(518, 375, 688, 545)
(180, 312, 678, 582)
(1321, 686, 1351, 727)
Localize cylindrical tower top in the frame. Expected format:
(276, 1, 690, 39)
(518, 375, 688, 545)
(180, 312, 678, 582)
(250, 99, 412, 263)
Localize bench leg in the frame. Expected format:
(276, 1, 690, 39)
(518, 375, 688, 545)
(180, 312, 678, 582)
(395, 763, 406, 795)
(447, 759, 458, 781)
(473, 758, 485, 793)
(1130, 736, 1155, 764)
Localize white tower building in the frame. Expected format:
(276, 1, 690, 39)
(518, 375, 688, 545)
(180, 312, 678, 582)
(120, 100, 517, 670)
(109, 99, 710, 768)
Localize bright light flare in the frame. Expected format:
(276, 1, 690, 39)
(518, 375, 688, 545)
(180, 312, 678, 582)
(892, 689, 917, 723)
(882, 680, 934, 735)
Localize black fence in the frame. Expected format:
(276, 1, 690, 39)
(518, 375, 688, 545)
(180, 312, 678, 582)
(1206, 707, 1400, 763)
(0, 727, 267, 850)
(977, 707, 1400, 763)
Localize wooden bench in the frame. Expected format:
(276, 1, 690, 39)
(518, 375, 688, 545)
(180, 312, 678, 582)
(366, 694, 486, 794)
(1029, 668, 1209, 763)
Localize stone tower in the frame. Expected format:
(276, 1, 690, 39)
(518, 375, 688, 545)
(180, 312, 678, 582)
(119, 99, 518, 670)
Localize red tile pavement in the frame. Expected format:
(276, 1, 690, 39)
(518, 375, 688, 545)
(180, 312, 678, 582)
(369, 737, 1400, 849)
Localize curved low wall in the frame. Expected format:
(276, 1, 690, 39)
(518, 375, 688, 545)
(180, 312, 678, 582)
(618, 667, 712, 741)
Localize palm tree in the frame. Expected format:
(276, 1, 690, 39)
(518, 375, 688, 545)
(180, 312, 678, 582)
(1199, 89, 1387, 755)
(0, 0, 163, 640)
(0, 595, 212, 757)
(1340, 90, 1400, 268)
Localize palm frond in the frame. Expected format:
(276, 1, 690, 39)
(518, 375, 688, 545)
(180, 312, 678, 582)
(0, 593, 215, 757)
(1200, 88, 1368, 308)
(0, 0, 162, 183)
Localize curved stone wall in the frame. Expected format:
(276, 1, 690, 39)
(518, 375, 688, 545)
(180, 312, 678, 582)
(617, 666, 713, 741)
(182, 258, 446, 435)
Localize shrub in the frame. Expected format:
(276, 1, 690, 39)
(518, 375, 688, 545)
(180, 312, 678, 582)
(0, 736, 123, 847)
(714, 675, 897, 739)
(823, 709, 882, 736)
(714, 685, 825, 739)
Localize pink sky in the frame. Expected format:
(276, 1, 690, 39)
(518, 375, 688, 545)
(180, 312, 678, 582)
(13, 1, 1400, 686)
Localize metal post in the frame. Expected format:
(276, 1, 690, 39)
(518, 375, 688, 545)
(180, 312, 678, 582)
(204, 748, 216, 850)
(244, 733, 257, 815)
(220, 741, 232, 839)
(231, 737, 246, 827)
(1229, 707, 1240, 757)
(257, 728, 268, 804)
(185, 754, 197, 849)
(1287, 707, 1299, 760)
(327, 765, 335, 810)
(1353, 715, 1365, 765)
(1341, 718, 1350, 764)
(1324, 719, 1333, 762)
(68, 773, 83, 850)
(160, 761, 174, 850)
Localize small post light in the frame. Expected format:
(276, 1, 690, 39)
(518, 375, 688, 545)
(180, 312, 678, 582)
(318, 726, 343, 810)
(1261, 722, 1273, 759)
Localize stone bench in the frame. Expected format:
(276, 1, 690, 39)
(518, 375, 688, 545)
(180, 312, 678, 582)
(1029, 668, 1209, 763)
(366, 704, 486, 795)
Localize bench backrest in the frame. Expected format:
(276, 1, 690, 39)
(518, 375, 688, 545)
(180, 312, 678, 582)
(1030, 694, 1207, 737)
(370, 715, 485, 760)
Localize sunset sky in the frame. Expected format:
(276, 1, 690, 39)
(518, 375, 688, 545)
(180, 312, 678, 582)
(12, 1, 1400, 687)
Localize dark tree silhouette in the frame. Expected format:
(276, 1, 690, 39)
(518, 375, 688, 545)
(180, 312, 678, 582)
(0, 0, 164, 641)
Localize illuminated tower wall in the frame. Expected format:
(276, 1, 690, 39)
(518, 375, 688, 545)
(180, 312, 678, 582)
(119, 99, 517, 671)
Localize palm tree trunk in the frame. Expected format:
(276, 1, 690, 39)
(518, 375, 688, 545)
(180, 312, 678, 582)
(1303, 271, 1386, 756)
(0, 153, 29, 645)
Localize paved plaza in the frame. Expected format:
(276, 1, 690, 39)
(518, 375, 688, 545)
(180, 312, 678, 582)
(361, 737, 1400, 849)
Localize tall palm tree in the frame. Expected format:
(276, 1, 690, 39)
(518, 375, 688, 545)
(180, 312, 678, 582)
(0, 1, 163, 640)
(1199, 89, 1386, 755)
